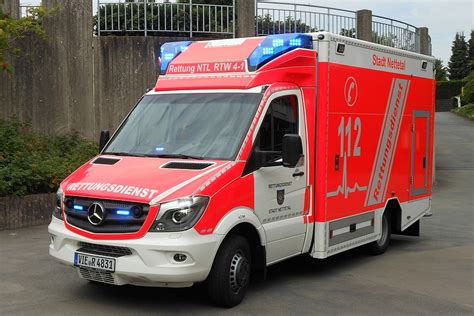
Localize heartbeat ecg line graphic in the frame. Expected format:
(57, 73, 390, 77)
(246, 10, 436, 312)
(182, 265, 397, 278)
(326, 154, 368, 198)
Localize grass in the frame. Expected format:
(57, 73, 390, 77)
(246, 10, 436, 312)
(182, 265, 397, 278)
(452, 104, 474, 121)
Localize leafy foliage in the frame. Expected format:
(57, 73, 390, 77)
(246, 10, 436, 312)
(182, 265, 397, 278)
(460, 72, 474, 105)
(436, 80, 466, 100)
(0, 6, 58, 73)
(340, 28, 356, 38)
(448, 32, 471, 80)
(434, 58, 448, 81)
(452, 103, 474, 121)
(468, 30, 474, 61)
(0, 119, 98, 197)
(256, 13, 317, 35)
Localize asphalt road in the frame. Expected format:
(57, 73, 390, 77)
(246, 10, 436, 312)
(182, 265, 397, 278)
(1, 112, 473, 315)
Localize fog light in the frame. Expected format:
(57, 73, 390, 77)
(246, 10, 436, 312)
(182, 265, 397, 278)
(155, 223, 166, 231)
(173, 253, 187, 262)
(132, 206, 142, 218)
(65, 199, 73, 209)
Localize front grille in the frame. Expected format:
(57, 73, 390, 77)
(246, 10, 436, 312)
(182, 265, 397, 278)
(64, 196, 150, 233)
(77, 242, 132, 258)
(79, 267, 116, 284)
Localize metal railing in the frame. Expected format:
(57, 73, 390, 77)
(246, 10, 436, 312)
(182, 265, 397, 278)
(96, 0, 235, 37)
(19, 5, 40, 18)
(257, 1, 356, 36)
(372, 15, 419, 52)
(256, 1, 428, 53)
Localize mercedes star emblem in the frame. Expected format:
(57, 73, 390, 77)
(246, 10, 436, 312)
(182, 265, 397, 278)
(87, 202, 105, 226)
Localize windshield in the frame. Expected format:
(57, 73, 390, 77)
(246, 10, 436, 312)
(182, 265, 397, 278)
(104, 93, 262, 160)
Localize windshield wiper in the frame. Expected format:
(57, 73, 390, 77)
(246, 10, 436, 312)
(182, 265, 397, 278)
(103, 152, 205, 160)
(102, 152, 146, 157)
(149, 153, 205, 160)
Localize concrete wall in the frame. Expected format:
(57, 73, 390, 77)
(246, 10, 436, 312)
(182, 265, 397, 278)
(0, 0, 210, 140)
(0, 0, 19, 19)
(0, 193, 55, 230)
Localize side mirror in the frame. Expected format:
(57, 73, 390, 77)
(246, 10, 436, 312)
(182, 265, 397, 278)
(99, 130, 110, 152)
(282, 134, 303, 168)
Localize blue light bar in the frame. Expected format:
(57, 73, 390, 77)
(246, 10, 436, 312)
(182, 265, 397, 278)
(159, 41, 193, 75)
(248, 33, 313, 71)
(73, 205, 84, 211)
(116, 210, 130, 216)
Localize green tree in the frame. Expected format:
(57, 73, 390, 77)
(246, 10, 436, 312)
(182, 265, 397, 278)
(340, 28, 356, 38)
(468, 30, 474, 60)
(448, 32, 470, 80)
(372, 32, 396, 48)
(434, 58, 448, 81)
(0, 6, 57, 73)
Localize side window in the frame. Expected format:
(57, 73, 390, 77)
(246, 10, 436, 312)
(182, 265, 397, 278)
(256, 95, 298, 153)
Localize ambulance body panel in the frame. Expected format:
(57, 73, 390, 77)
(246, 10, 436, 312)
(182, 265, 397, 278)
(48, 32, 435, 306)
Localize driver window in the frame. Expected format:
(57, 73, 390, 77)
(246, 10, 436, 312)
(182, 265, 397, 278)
(256, 95, 299, 154)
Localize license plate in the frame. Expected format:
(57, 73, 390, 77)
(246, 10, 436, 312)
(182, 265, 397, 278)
(74, 252, 116, 272)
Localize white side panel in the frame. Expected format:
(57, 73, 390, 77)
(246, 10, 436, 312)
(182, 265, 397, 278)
(311, 221, 328, 258)
(401, 197, 431, 230)
(311, 32, 434, 80)
(266, 234, 305, 265)
(310, 208, 384, 259)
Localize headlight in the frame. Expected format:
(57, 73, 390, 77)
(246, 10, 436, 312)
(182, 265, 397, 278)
(149, 196, 209, 232)
(53, 187, 64, 220)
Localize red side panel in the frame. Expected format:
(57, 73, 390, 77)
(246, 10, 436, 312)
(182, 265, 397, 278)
(413, 116, 428, 190)
(319, 62, 434, 222)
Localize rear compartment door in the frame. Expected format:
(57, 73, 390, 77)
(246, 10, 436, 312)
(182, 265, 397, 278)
(410, 110, 430, 197)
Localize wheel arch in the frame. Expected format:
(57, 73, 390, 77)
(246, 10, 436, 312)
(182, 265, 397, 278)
(384, 197, 402, 233)
(213, 207, 267, 279)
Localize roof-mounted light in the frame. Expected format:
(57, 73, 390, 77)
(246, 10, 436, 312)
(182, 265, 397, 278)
(159, 41, 193, 75)
(248, 33, 313, 71)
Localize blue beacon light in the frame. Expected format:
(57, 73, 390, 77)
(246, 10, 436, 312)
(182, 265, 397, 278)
(159, 41, 193, 75)
(247, 33, 313, 71)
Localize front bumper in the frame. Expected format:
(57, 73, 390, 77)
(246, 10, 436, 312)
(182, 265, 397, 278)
(48, 217, 222, 287)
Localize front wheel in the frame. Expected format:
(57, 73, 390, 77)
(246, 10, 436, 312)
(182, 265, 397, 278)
(366, 211, 391, 255)
(207, 235, 251, 307)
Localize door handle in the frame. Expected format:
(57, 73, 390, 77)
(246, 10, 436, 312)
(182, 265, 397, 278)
(292, 171, 304, 177)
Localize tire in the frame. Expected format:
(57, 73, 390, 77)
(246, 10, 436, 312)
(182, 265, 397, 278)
(366, 211, 391, 255)
(207, 235, 251, 308)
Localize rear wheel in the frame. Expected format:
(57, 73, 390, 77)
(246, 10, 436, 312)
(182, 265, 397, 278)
(366, 211, 391, 255)
(207, 235, 251, 307)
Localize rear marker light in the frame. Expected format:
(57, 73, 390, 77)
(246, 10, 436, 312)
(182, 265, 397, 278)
(336, 43, 346, 54)
(248, 33, 313, 71)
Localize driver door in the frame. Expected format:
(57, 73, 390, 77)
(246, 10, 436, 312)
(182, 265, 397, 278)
(248, 90, 308, 264)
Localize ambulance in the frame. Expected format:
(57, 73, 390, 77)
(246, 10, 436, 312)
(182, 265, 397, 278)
(48, 32, 435, 307)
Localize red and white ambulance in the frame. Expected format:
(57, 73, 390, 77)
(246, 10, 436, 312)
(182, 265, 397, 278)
(48, 32, 435, 307)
